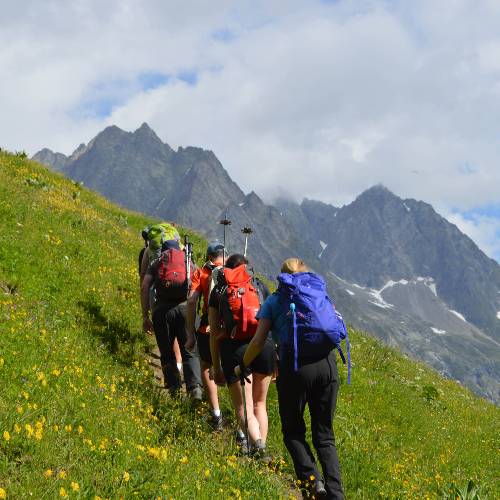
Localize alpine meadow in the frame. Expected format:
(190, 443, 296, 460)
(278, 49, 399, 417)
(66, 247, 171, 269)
(0, 151, 499, 498)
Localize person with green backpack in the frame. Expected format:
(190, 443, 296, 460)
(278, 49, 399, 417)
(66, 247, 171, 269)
(235, 258, 348, 499)
(141, 224, 202, 399)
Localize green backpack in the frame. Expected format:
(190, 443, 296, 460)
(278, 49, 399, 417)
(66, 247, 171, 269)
(146, 223, 180, 255)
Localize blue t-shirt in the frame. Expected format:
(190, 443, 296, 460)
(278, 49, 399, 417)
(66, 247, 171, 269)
(256, 293, 288, 345)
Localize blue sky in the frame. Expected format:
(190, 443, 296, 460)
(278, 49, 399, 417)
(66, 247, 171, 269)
(0, 0, 499, 261)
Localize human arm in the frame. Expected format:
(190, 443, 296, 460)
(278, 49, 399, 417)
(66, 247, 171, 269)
(208, 306, 226, 385)
(140, 273, 154, 334)
(139, 250, 149, 286)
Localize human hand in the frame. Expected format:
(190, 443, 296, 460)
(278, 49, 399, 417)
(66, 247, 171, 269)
(142, 317, 154, 334)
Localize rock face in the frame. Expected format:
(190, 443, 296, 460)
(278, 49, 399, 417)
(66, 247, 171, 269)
(33, 124, 500, 402)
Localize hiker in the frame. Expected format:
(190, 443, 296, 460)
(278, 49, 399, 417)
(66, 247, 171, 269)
(141, 238, 202, 400)
(140, 224, 183, 374)
(185, 241, 225, 431)
(235, 258, 346, 499)
(208, 254, 274, 457)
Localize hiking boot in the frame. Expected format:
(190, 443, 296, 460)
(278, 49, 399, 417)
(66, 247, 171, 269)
(301, 479, 327, 499)
(314, 480, 327, 498)
(250, 439, 271, 463)
(189, 385, 203, 403)
(209, 413, 224, 432)
(236, 434, 249, 455)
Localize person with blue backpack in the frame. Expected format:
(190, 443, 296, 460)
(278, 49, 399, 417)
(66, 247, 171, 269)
(235, 258, 349, 499)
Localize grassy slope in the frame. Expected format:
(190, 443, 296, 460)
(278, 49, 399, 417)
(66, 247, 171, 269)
(0, 152, 498, 499)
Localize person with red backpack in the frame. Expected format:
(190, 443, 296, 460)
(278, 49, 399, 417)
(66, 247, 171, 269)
(141, 239, 202, 399)
(185, 241, 225, 431)
(208, 254, 274, 458)
(235, 258, 348, 499)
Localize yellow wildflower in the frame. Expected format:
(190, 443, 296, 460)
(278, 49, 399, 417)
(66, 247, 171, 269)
(123, 471, 130, 482)
(70, 482, 79, 492)
(58, 470, 67, 479)
(44, 469, 53, 478)
(25, 424, 34, 437)
(64, 425, 72, 433)
(35, 428, 43, 441)
(77, 425, 83, 434)
(0, 487, 6, 499)
(0, 357, 4, 367)
(3, 431, 10, 442)
(204, 469, 210, 477)
(59, 487, 68, 498)
(52, 369, 61, 377)
(180, 456, 188, 464)
(13, 424, 21, 434)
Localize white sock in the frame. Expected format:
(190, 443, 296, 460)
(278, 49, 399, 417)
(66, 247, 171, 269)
(212, 409, 221, 417)
(237, 429, 245, 439)
(177, 362, 182, 371)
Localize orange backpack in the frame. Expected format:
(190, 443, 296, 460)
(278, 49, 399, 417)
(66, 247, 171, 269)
(220, 264, 261, 340)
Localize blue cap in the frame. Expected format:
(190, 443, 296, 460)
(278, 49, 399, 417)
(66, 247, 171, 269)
(207, 240, 225, 256)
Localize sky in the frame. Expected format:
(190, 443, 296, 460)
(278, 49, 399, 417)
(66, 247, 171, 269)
(1, 0, 499, 262)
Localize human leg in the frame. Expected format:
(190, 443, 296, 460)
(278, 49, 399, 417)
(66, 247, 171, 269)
(227, 376, 261, 445)
(276, 369, 321, 485)
(251, 372, 271, 443)
(307, 356, 344, 499)
(152, 304, 180, 391)
(169, 303, 201, 392)
(250, 336, 275, 444)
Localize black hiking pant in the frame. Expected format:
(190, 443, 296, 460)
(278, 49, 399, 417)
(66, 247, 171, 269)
(152, 302, 201, 393)
(276, 353, 344, 499)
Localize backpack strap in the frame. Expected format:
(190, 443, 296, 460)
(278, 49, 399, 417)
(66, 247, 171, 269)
(241, 289, 248, 332)
(290, 302, 299, 372)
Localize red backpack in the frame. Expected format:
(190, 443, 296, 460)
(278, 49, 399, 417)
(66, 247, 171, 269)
(155, 248, 192, 302)
(219, 264, 261, 340)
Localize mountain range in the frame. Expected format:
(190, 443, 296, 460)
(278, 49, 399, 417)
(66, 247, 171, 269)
(33, 123, 500, 403)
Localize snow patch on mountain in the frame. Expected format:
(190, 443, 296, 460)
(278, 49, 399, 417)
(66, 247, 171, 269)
(352, 283, 366, 289)
(345, 289, 355, 296)
(369, 288, 394, 309)
(403, 202, 411, 212)
(318, 240, 328, 259)
(379, 279, 409, 293)
(431, 327, 446, 335)
(497, 311, 500, 320)
(449, 310, 466, 322)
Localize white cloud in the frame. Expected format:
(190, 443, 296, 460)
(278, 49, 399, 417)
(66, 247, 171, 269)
(1, 0, 500, 260)
(447, 212, 500, 262)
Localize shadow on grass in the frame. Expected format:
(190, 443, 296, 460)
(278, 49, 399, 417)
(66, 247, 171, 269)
(78, 295, 145, 366)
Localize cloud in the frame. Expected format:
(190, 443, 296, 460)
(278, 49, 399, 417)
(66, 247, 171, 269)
(447, 211, 500, 263)
(1, 0, 499, 260)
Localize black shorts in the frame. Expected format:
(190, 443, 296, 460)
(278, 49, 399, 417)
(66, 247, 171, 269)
(196, 332, 212, 365)
(220, 336, 276, 386)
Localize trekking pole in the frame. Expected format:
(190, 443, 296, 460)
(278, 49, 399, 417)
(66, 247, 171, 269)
(219, 212, 231, 266)
(241, 226, 253, 258)
(184, 235, 191, 282)
(239, 370, 251, 456)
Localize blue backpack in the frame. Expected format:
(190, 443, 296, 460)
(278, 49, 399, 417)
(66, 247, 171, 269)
(277, 272, 351, 383)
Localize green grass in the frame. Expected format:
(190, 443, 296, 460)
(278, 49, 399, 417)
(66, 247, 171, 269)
(0, 151, 499, 499)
